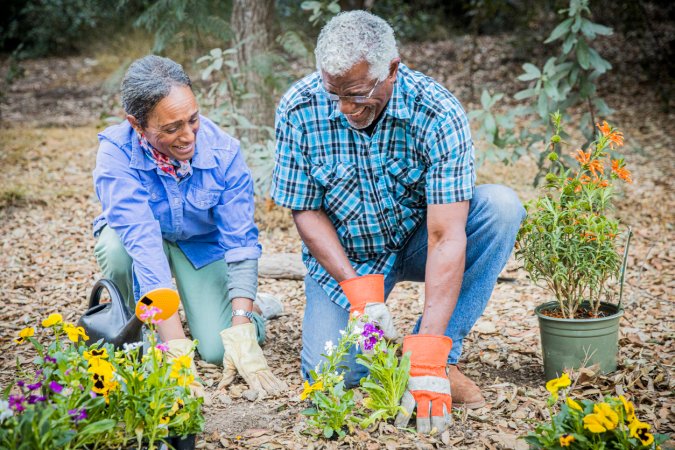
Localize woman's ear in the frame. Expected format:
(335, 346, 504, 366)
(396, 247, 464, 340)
(127, 115, 143, 136)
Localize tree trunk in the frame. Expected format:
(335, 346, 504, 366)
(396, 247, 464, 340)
(230, 0, 276, 134)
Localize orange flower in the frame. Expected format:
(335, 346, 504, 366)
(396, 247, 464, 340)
(611, 160, 632, 183)
(588, 159, 604, 177)
(596, 121, 624, 148)
(573, 149, 591, 165)
(581, 231, 596, 241)
(598, 179, 609, 188)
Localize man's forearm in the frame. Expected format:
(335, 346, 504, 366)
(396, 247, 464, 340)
(419, 237, 466, 334)
(292, 209, 357, 282)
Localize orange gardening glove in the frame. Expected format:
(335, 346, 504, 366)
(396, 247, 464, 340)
(394, 334, 453, 434)
(339, 274, 398, 339)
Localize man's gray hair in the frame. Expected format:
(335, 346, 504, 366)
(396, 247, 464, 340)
(315, 11, 399, 81)
(121, 55, 192, 127)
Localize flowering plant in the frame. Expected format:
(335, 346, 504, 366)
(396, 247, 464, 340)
(1, 308, 203, 449)
(524, 373, 668, 449)
(300, 315, 410, 439)
(516, 113, 633, 318)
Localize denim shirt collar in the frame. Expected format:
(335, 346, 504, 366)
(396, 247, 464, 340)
(129, 116, 218, 171)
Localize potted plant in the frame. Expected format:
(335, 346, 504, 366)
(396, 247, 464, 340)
(523, 372, 667, 449)
(1, 307, 203, 450)
(516, 113, 633, 380)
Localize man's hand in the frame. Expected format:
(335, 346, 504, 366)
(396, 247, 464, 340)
(218, 323, 288, 398)
(339, 274, 399, 340)
(395, 334, 453, 434)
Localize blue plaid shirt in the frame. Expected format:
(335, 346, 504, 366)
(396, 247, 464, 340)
(271, 63, 475, 309)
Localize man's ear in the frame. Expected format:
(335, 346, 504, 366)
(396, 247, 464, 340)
(388, 57, 401, 80)
(127, 115, 142, 135)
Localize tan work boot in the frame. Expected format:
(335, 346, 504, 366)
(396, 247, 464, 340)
(447, 365, 486, 409)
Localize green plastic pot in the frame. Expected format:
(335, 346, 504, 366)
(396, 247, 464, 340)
(535, 301, 623, 381)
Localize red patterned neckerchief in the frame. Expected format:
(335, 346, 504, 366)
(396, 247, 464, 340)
(139, 135, 192, 181)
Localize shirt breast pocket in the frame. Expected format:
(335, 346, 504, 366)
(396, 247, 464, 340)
(313, 162, 365, 235)
(387, 158, 426, 207)
(186, 186, 221, 211)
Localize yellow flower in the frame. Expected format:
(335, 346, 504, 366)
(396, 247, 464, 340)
(83, 348, 109, 362)
(583, 403, 619, 433)
(159, 416, 170, 425)
(42, 313, 63, 328)
(300, 380, 324, 401)
(169, 398, 185, 416)
(629, 419, 654, 446)
(15, 327, 35, 344)
(559, 434, 575, 447)
(566, 397, 583, 412)
(169, 355, 194, 387)
(63, 323, 89, 343)
(545, 373, 571, 400)
(619, 395, 636, 423)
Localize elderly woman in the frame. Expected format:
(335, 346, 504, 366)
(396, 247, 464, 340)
(92, 55, 286, 398)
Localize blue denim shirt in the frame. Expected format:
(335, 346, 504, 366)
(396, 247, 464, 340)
(93, 116, 261, 299)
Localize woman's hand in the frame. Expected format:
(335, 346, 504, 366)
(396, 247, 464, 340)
(217, 323, 288, 398)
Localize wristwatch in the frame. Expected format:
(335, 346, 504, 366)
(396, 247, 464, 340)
(232, 309, 254, 320)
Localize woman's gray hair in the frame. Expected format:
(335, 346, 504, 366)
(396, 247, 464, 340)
(315, 11, 399, 81)
(121, 55, 192, 128)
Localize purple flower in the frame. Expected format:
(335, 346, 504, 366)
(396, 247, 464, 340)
(68, 408, 87, 423)
(16, 380, 25, 388)
(26, 382, 42, 391)
(27, 394, 46, 404)
(44, 355, 57, 364)
(49, 381, 64, 394)
(9, 395, 26, 412)
(361, 322, 384, 351)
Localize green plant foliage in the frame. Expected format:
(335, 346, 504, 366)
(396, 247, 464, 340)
(516, 113, 632, 319)
(0, 0, 121, 58)
(127, 0, 232, 54)
(470, 0, 614, 182)
(526, 373, 668, 449)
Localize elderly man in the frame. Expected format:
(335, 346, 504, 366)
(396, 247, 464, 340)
(271, 11, 525, 433)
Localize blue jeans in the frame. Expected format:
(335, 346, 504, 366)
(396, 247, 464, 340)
(300, 184, 526, 387)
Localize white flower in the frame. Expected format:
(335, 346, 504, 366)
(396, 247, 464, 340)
(0, 400, 13, 423)
(324, 340, 335, 356)
(339, 329, 346, 336)
(122, 342, 143, 352)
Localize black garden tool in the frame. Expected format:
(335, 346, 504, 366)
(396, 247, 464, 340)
(78, 279, 179, 348)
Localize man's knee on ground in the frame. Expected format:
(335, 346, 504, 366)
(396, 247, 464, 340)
(479, 184, 526, 225)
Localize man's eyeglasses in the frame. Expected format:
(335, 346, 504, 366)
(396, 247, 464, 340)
(321, 78, 383, 104)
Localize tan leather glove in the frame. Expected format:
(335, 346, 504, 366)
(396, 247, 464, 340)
(166, 338, 210, 405)
(217, 322, 287, 398)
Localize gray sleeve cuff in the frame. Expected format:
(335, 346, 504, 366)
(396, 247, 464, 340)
(227, 259, 258, 300)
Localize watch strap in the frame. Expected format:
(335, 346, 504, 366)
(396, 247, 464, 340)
(232, 309, 254, 320)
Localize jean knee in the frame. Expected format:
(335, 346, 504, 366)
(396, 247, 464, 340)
(195, 338, 224, 365)
(478, 184, 526, 226)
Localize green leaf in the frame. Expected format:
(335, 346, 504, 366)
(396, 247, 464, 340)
(79, 419, 116, 435)
(545, 18, 573, 43)
(562, 34, 577, 55)
(576, 39, 590, 70)
(323, 426, 334, 438)
(587, 47, 612, 74)
(519, 63, 541, 81)
(484, 114, 496, 135)
(580, 20, 613, 39)
(480, 89, 491, 110)
(514, 88, 537, 101)
(209, 48, 222, 58)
